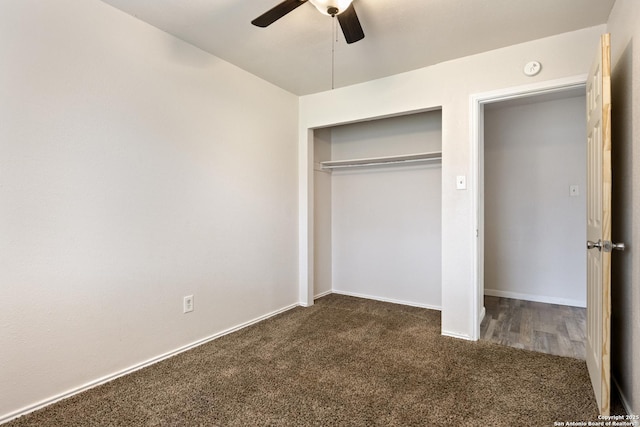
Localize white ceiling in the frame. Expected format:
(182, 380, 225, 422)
(99, 0, 615, 96)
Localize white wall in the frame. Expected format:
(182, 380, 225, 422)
(299, 25, 605, 339)
(313, 128, 332, 297)
(484, 94, 587, 307)
(0, 0, 299, 421)
(607, 0, 640, 415)
(329, 112, 442, 308)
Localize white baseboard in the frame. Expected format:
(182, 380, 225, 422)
(484, 289, 586, 308)
(479, 306, 486, 323)
(314, 289, 333, 300)
(612, 375, 637, 420)
(329, 290, 472, 341)
(441, 330, 475, 341)
(331, 289, 441, 311)
(0, 302, 299, 425)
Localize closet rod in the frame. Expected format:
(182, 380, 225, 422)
(321, 151, 441, 170)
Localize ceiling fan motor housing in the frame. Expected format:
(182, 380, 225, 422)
(308, 0, 353, 16)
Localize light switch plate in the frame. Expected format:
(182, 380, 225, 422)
(183, 295, 194, 313)
(456, 175, 467, 190)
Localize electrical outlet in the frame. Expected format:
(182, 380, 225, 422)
(183, 295, 194, 313)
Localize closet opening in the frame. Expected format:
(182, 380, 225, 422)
(312, 110, 443, 311)
(477, 87, 588, 359)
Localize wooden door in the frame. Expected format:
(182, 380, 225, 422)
(585, 33, 612, 416)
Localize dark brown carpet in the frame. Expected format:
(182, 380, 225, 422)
(8, 294, 599, 426)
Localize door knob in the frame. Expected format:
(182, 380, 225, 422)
(587, 240, 602, 251)
(611, 242, 625, 251)
(587, 239, 625, 252)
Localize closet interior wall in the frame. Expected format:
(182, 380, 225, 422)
(313, 111, 442, 309)
(314, 128, 333, 298)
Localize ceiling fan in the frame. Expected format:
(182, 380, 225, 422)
(252, 0, 365, 44)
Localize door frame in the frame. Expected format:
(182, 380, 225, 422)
(469, 74, 588, 338)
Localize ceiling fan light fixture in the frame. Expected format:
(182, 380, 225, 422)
(252, 0, 364, 45)
(308, 0, 354, 16)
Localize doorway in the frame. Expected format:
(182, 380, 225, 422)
(480, 89, 588, 358)
(471, 77, 588, 354)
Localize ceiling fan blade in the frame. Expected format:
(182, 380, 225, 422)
(337, 4, 364, 44)
(252, 0, 308, 27)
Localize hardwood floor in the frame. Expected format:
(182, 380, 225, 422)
(480, 296, 587, 360)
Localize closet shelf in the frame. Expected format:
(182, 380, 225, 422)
(320, 151, 442, 170)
